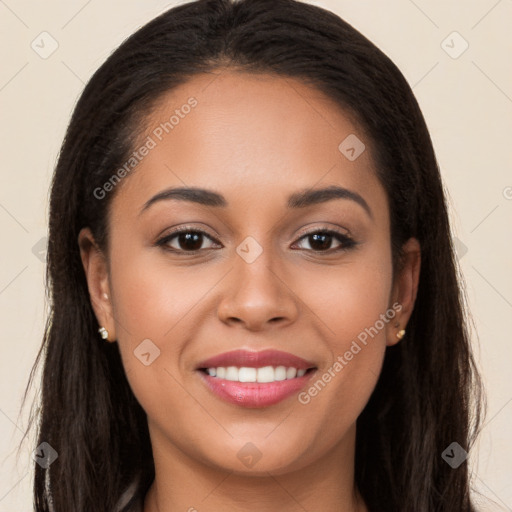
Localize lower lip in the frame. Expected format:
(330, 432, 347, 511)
(197, 369, 316, 408)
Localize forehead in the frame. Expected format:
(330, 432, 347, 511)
(110, 70, 387, 222)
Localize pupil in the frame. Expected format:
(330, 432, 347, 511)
(179, 232, 202, 251)
(310, 233, 331, 251)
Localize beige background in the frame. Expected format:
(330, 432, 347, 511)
(0, 0, 511, 510)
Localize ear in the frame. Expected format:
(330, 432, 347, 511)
(386, 237, 421, 347)
(78, 227, 116, 342)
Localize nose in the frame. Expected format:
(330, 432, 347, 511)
(217, 247, 300, 332)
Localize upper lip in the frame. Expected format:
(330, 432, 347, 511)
(196, 349, 316, 370)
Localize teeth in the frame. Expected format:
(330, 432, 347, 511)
(205, 365, 309, 383)
(238, 367, 257, 382)
(225, 366, 238, 381)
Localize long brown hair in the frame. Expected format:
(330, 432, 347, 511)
(19, 0, 485, 510)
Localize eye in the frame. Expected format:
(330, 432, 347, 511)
(292, 229, 356, 253)
(156, 227, 221, 253)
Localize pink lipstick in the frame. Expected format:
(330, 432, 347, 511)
(196, 349, 317, 408)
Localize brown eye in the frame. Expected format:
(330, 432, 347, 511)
(293, 229, 356, 253)
(304, 233, 334, 251)
(173, 232, 204, 251)
(157, 229, 219, 252)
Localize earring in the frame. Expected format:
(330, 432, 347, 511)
(396, 329, 406, 340)
(98, 326, 109, 340)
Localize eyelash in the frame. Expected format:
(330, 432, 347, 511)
(155, 225, 358, 255)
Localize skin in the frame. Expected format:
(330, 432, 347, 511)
(79, 70, 420, 512)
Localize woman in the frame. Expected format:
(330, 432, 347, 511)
(20, 0, 485, 510)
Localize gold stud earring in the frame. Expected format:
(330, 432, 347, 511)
(396, 329, 406, 340)
(98, 326, 109, 340)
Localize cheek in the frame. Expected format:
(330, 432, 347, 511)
(107, 252, 205, 425)
(298, 243, 393, 353)
(109, 247, 209, 340)
(107, 248, 210, 399)
(293, 245, 393, 420)
(323, 262, 392, 349)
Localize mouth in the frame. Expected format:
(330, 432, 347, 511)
(196, 350, 318, 408)
(195, 349, 318, 408)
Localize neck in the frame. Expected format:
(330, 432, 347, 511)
(143, 422, 367, 512)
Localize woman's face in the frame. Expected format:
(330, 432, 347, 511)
(80, 70, 419, 477)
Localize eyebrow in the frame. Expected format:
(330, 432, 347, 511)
(139, 185, 372, 219)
